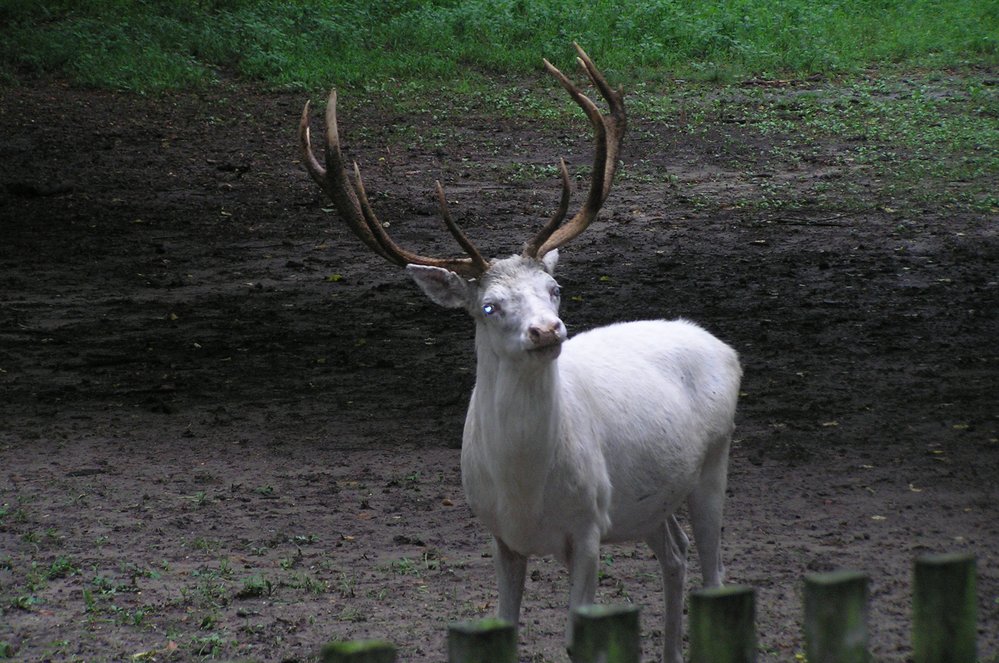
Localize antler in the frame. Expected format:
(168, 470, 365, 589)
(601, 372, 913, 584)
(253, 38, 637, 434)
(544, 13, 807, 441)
(299, 91, 490, 279)
(300, 44, 623, 276)
(522, 43, 627, 260)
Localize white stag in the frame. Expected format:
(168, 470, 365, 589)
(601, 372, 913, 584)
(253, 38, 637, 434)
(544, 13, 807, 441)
(299, 44, 742, 663)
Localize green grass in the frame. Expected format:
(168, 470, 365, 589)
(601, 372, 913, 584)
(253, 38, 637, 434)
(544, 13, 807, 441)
(734, 74, 999, 212)
(1, 0, 996, 92)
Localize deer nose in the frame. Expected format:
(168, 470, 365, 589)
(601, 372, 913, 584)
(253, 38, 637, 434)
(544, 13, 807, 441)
(528, 321, 564, 347)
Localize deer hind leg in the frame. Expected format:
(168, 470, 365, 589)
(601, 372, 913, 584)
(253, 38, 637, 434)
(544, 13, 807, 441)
(645, 515, 689, 663)
(494, 537, 527, 627)
(687, 435, 731, 588)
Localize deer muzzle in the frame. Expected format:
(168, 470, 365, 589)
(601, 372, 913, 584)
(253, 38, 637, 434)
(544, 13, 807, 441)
(527, 320, 566, 355)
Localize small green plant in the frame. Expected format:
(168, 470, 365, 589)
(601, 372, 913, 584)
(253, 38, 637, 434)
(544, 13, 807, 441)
(90, 571, 134, 597)
(9, 594, 41, 610)
(337, 572, 357, 598)
(40, 641, 70, 659)
(189, 490, 210, 507)
(366, 587, 390, 601)
(502, 163, 561, 184)
(83, 588, 97, 613)
(389, 557, 419, 576)
(111, 605, 149, 626)
(46, 556, 78, 579)
(191, 632, 226, 658)
(598, 553, 615, 581)
(236, 574, 272, 599)
(189, 566, 230, 610)
(0, 503, 28, 524)
(216, 558, 233, 578)
(122, 562, 160, 584)
(338, 606, 367, 623)
(189, 537, 220, 552)
(422, 551, 442, 572)
(287, 572, 328, 595)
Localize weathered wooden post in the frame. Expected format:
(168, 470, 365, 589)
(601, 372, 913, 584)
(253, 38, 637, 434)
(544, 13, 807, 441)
(912, 553, 977, 663)
(570, 604, 641, 663)
(689, 585, 757, 663)
(804, 570, 870, 663)
(447, 618, 517, 663)
(320, 640, 397, 663)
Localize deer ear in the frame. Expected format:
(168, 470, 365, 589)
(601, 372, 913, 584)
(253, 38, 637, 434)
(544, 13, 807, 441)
(541, 248, 559, 275)
(406, 264, 476, 309)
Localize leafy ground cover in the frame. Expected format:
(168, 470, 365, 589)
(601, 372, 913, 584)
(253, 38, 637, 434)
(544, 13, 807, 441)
(1, 0, 996, 91)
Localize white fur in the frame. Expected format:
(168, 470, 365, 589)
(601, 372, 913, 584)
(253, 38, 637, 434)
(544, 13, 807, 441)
(407, 254, 741, 663)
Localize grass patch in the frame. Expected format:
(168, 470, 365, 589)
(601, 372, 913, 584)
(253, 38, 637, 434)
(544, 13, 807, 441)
(610, 69, 998, 217)
(0, 503, 28, 524)
(742, 74, 999, 212)
(1, 0, 996, 92)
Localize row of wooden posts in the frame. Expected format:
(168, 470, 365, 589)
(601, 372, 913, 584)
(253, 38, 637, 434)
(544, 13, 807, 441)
(322, 553, 978, 663)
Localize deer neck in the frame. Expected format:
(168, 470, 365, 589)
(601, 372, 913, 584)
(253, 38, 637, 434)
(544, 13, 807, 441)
(471, 334, 562, 463)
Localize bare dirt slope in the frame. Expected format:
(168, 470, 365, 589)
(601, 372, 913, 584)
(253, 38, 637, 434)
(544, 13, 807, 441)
(0, 77, 996, 661)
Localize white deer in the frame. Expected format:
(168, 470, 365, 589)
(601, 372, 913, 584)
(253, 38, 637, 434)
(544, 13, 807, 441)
(299, 44, 742, 663)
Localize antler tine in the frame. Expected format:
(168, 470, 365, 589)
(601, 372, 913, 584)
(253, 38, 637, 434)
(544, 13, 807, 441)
(350, 162, 416, 268)
(350, 165, 489, 278)
(521, 158, 571, 257)
(435, 182, 491, 274)
(524, 44, 626, 259)
(573, 42, 626, 203)
(300, 92, 391, 260)
(300, 90, 488, 279)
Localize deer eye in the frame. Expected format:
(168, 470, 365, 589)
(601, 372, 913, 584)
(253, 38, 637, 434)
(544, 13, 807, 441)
(482, 302, 499, 316)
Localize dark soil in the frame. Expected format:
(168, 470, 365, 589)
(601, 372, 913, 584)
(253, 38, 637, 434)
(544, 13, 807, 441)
(1, 78, 996, 662)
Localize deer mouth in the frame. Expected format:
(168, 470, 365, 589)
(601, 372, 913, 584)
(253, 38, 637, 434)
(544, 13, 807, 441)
(528, 338, 563, 359)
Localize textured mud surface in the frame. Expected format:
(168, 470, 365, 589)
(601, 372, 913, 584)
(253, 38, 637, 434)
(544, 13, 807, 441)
(0, 78, 996, 661)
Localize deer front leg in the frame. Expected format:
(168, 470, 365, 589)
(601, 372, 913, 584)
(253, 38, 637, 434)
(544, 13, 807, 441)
(494, 537, 527, 627)
(565, 528, 601, 651)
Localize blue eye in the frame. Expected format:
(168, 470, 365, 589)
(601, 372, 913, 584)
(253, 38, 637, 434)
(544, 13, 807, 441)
(482, 303, 497, 316)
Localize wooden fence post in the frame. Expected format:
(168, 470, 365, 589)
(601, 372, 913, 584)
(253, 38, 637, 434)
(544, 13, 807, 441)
(912, 553, 977, 663)
(804, 570, 870, 663)
(570, 604, 641, 663)
(689, 585, 757, 663)
(320, 640, 397, 663)
(447, 618, 517, 663)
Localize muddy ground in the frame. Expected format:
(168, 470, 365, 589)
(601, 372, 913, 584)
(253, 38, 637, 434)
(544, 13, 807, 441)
(0, 74, 996, 662)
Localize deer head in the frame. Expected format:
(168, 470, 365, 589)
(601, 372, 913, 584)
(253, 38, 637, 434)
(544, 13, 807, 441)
(299, 44, 625, 363)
